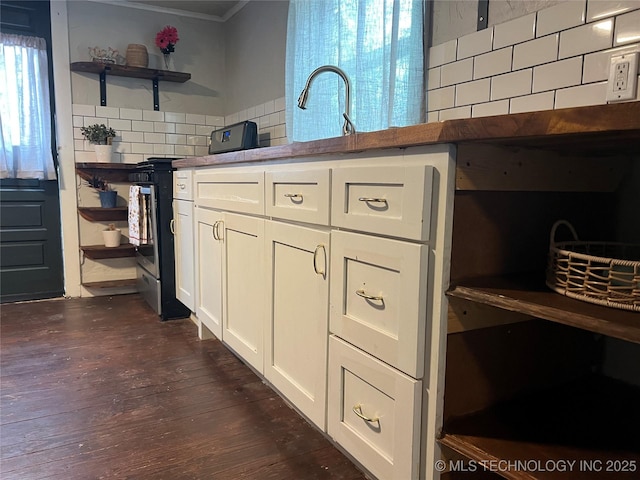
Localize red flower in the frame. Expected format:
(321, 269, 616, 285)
(155, 25, 179, 54)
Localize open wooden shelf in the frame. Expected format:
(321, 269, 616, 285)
(440, 375, 640, 480)
(70, 61, 191, 83)
(78, 207, 128, 222)
(82, 279, 137, 289)
(447, 273, 640, 344)
(76, 162, 137, 183)
(80, 244, 135, 260)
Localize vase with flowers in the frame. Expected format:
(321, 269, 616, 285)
(155, 25, 179, 70)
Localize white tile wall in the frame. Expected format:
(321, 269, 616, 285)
(491, 69, 533, 100)
(474, 47, 513, 79)
(614, 9, 640, 46)
(536, 0, 586, 37)
(426, 0, 639, 122)
(533, 57, 583, 93)
(587, 0, 638, 22)
(441, 58, 473, 87)
(493, 13, 536, 49)
(510, 91, 555, 114)
(513, 34, 559, 70)
(74, 96, 288, 163)
(458, 28, 494, 60)
(472, 99, 509, 118)
(558, 19, 613, 59)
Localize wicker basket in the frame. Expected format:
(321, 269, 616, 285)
(125, 44, 148, 68)
(546, 220, 640, 312)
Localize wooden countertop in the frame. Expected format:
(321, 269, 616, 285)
(172, 102, 640, 169)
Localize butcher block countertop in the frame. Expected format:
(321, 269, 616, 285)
(172, 102, 640, 169)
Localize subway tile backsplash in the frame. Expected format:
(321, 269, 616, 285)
(73, 97, 288, 163)
(426, 0, 639, 121)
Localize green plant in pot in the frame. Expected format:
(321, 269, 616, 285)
(80, 124, 117, 162)
(86, 175, 117, 208)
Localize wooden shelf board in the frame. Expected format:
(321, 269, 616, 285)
(82, 279, 137, 289)
(70, 61, 190, 82)
(76, 163, 137, 183)
(80, 244, 135, 260)
(440, 376, 640, 480)
(78, 207, 128, 222)
(447, 274, 640, 344)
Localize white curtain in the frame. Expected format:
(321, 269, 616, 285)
(0, 33, 56, 180)
(286, 0, 424, 142)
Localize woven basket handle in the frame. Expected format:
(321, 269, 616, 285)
(550, 220, 579, 245)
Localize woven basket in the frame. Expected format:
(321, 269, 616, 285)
(546, 220, 640, 312)
(126, 44, 148, 68)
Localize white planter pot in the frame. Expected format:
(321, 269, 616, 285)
(102, 229, 121, 248)
(94, 144, 113, 163)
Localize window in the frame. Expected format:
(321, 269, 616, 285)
(0, 33, 56, 180)
(286, 0, 425, 142)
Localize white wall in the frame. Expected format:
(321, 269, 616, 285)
(68, 1, 226, 115)
(223, 0, 289, 115)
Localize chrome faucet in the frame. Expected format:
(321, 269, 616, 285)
(297, 65, 356, 136)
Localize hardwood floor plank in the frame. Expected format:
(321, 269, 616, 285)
(0, 295, 367, 479)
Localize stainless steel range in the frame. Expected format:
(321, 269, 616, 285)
(128, 158, 190, 320)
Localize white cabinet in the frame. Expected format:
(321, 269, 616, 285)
(173, 199, 195, 311)
(173, 169, 195, 312)
(265, 169, 331, 225)
(328, 335, 423, 480)
(330, 230, 429, 378)
(221, 212, 265, 373)
(265, 220, 330, 430)
(195, 170, 264, 215)
(194, 207, 223, 340)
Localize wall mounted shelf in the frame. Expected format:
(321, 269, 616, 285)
(81, 244, 136, 260)
(78, 207, 128, 222)
(70, 61, 191, 111)
(76, 162, 137, 183)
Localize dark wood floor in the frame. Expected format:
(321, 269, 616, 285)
(1, 294, 368, 479)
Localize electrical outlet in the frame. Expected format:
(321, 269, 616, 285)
(606, 52, 638, 102)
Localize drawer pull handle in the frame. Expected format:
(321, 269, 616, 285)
(212, 220, 224, 241)
(356, 289, 383, 302)
(169, 219, 175, 235)
(176, 183, 186, 190)
(358, 197, 387, 204)
(313, 244, 326, 276)
(353, 404, 379, 423)
(284, 193, 303, 200)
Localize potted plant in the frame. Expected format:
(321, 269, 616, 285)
(102, 223, 121, 248)
(80, 123, 116, 162)
(85, 175, 117, 208)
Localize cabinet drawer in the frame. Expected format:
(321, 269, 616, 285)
(265, 169, 330, 225)
(331, 165, 434, 241)
(173, 169, 193, 201)
(330, 230, 429, 378)
(328, 335, 422, 480)
(195, 170, 264, 215)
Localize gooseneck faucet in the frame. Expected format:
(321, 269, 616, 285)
(297, 65, 356, 136)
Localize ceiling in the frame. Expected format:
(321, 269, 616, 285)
(123, 0, 247, 21)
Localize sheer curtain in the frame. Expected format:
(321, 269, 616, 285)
(286, 0, 424, 142)
(0, 33, 56, 180)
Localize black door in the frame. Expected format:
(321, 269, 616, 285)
(0, 0, 64, 302)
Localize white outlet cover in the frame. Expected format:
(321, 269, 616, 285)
(606, 52, 638, 103)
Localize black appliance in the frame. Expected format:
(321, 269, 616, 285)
(128, 158, 190, 320)
(209, 121, 258, 154)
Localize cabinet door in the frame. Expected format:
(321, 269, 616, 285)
(265, 220, 330, 430)
(174, 199, 195, 311)
(330, 230, 429, 378)
(328, 335, 422, 480)
(194, 207, 223, 340)
(222, 213, 265, 373)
